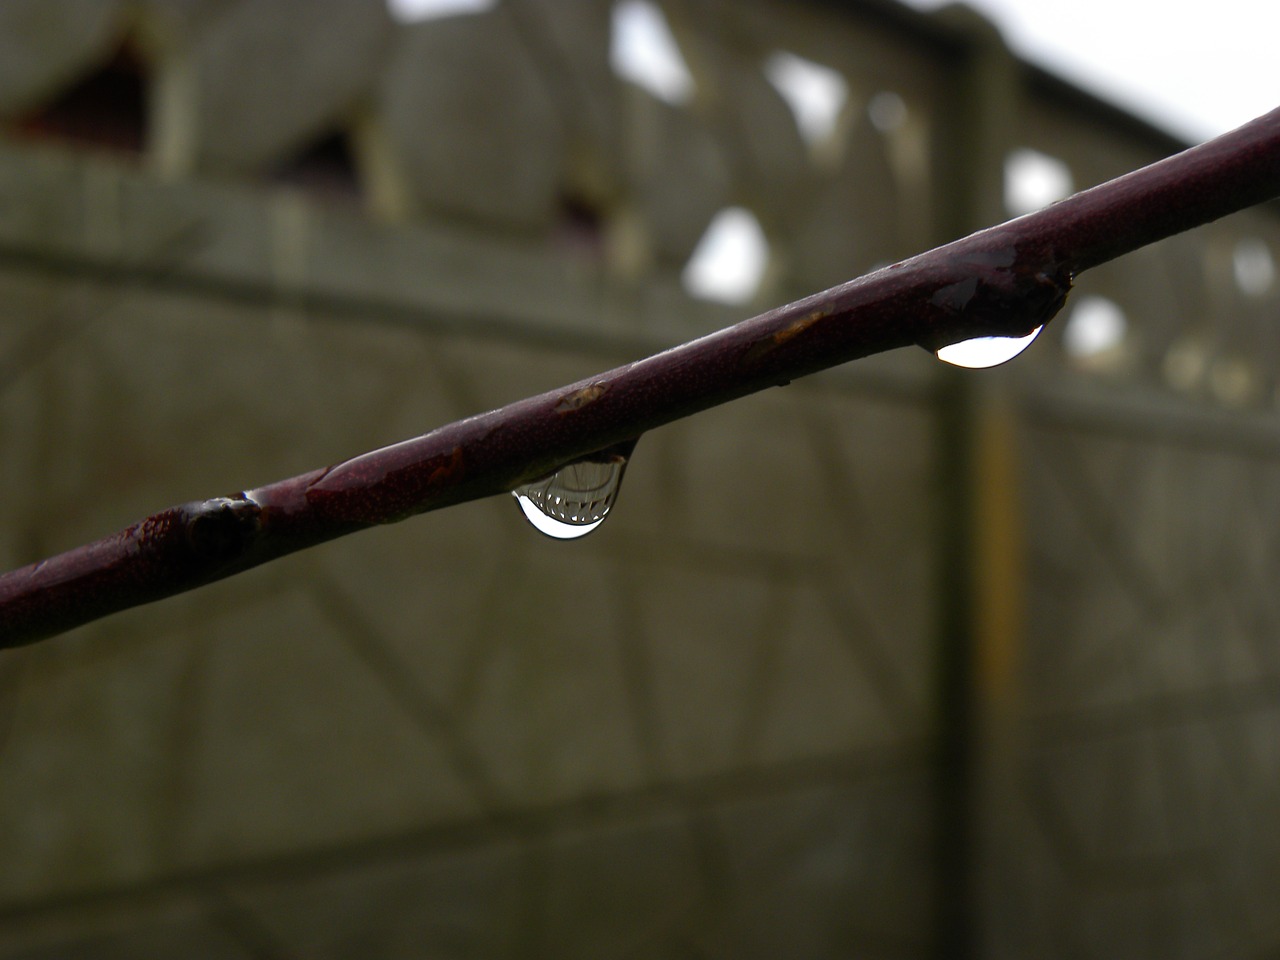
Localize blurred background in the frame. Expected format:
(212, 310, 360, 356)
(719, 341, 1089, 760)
(1, 1, 1278, 957)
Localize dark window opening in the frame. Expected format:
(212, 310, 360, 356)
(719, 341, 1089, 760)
(555, 192, 607, 256)
(271, 130, 362, 201)
(15, 43, 147, 154)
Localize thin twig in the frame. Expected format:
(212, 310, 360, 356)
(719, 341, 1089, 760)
(3, 106, 1279, 647)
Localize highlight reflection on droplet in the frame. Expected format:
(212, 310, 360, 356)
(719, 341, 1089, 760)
(512, 445, 632, 540)
(935, 325, 1043, 369)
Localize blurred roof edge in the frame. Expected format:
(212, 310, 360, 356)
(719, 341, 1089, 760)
(810, 0, 1191, 153)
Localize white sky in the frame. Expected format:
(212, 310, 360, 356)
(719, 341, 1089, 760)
(899, 0, 1278, 142)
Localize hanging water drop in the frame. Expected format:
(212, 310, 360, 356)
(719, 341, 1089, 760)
(512, 440, 635, 540)
(935, 325, 1043, 369)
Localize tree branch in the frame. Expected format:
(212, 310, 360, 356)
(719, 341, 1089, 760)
(3, 106, 1279, 647)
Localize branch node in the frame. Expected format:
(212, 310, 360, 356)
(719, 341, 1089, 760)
(182, 496, 263, 566)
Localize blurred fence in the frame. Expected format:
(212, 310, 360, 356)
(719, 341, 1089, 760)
(0, 1, 1277, 957)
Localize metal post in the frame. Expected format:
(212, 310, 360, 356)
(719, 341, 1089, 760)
(927, 10, 1021, 958)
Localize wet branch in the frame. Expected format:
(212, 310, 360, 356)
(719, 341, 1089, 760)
(3, 106, 1279, 647)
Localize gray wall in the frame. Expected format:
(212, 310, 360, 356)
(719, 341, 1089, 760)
(0, 1, 1278, 957)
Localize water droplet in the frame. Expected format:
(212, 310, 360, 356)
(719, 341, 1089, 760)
(935, 326, 1043, 369)
(512, 442, 634, 540)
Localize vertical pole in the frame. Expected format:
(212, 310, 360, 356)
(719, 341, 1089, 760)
(927, 10, 1021, 959)
(931, 369, 980, 960)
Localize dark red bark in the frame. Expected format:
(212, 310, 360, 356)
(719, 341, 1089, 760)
(3, 106, 1278, 647)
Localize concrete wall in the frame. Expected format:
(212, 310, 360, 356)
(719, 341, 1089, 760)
(0, 1, 1278, 957)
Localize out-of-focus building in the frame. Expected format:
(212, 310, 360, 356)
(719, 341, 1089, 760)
(0, 1, 1277, 956)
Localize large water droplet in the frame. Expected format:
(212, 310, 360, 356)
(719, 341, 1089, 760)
(935, 326, 1043, 369)
(512, 443, 633, 540)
